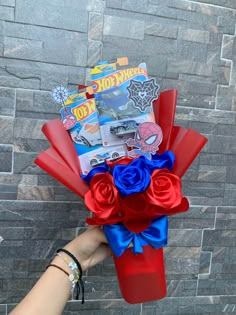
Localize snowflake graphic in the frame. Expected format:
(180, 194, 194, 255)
(127, 78, 160, 112)
(52, 86, 69, 104)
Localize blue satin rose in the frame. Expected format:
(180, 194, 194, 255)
(143, 150, 175, 173)
(113, 158, 151, 197)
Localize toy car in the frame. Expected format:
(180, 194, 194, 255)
(71, 123, 101, 147)
(89, 146, 126, 167)
(95, 87, 135, 119)
(110, 120, 140, 136)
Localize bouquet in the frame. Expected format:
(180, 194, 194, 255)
(35, 83, 207, 303)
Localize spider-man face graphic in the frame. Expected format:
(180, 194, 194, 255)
(126, 122, 163, 159)
(135, 122, 163, 154)
(62, 114, 77, 130)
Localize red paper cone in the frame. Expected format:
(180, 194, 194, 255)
(113, 246, 166, 303)
(35, 148, 89, 198)
(42, 119, 81, 175)
(170, 127, 207, 178)
(154, 90, 207, 178)
(153, 89, 177, 153)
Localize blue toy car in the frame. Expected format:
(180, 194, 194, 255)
(110, 120, 140, 136)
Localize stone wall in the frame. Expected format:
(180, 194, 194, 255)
(0, 0, 236, 314)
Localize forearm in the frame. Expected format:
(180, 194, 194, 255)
(9, 227, 111, 315)
(10, 256, 72, 315)
(9, 238, 84, 315)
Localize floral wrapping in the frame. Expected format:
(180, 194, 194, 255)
(35, 89, 207, 303)
(83, 153, 189, 234)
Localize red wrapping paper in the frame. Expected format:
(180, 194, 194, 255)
(36, 148, 89, 198)
(35, 89, 207, 303)
(114, 246, 166, 304)
(41, 119, 81, 175)
(35, 121, 89, 198)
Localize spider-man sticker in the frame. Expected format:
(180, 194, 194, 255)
(126, 122, 163, 160)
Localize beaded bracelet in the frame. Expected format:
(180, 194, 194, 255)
(46, 264, 78, 292)
(54, 254, 79, 296)
(57, 252, 80, 284)
(57, 248, 85, 304)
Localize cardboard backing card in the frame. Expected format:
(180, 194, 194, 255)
(60, 90, 127, 175)
(91, 63, 155, 147)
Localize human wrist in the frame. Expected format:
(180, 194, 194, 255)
(55, 246, 85, 303)
(63, 239, 87, 272)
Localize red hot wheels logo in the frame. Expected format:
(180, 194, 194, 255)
(72, 99, 96, 122)
(93, 67, 147, 93)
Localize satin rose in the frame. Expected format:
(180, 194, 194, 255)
(146, 169, 183, 209)
(84, 173, 122, 223)
(113, 158, 151, 197)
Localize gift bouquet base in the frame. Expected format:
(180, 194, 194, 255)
(113, 245, 166, 304)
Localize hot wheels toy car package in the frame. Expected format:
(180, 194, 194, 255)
(91, 62, 157, 147)
(79, 144, 127, 173)
(64, 89, 86, 106)
(60, 89, 128, 175)
(60, 91, 104, 172)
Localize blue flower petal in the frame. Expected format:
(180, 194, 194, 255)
(143, 150, 175, 172)
(113, 158, 151, 197)
(81, 163, 109, 185)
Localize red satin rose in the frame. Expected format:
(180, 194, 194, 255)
(151, 197, 189, 218)
(86, 215, 123, 226)
(123, 193, 153, 233)
(146, 169, 183, 209)
(84, 173, 122, 222)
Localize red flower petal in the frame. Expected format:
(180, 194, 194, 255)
(146, 169, 183, 209)
(85, 173, 121, 223)
(123, 193, 153, 233)
(151, 197, 189, 217)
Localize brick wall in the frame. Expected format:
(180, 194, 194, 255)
(0, 0, 236, 314)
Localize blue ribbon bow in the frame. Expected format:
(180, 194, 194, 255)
(103, 216, 168, 257)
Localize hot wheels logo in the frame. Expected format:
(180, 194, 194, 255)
(93, 67, 147, 93)
(72, 99, 96, 122)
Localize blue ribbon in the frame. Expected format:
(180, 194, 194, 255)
(103, 216, 168, 257)
(81, 164, 109, 184)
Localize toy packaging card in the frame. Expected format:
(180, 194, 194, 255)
(64, 89, 85, 106)
(60, 90, 103, 173)
(58, 57, 160, 174)
(91, 62, 157, 147)
(90, 57, 129, 76)
(81, 144, 127, 173)
(60, 88, 128, 175)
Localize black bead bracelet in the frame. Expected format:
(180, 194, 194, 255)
(57, 248, 85, 304)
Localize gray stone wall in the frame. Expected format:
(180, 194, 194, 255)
(0, 0, 236, 314)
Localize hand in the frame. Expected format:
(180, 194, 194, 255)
(10, 226, 112, 315)
(63, 226, 112, 271)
